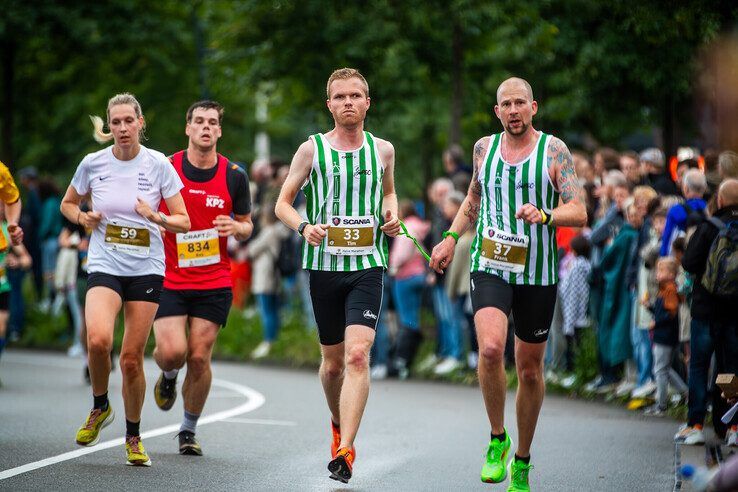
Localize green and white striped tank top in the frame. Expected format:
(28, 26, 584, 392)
(469, 132, 560, 285)
(301, 132, 388, 271)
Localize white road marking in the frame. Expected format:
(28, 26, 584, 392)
(0, 378, 265, 481)
(223, 418, 297, 426)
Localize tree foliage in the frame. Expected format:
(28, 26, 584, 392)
(1, 0, 735, 196)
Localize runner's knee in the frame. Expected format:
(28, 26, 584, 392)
(517, 363, 542, 385)
(479, 342, 505, 365)
(345, 346, 369, 372)
(119, 351, 143, 375)
(156, 344, 187, 369)
(321, 358, 345, 379)
(87, 334, 112, 357)
(186, 351, 210, 375)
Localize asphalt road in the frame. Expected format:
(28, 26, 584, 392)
(0, 350, 680, 491)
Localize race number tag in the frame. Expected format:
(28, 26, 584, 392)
(325, 215, 375, 256)
(176, 228, 220, 268)
(104, 222, 150, 256)
(479, 227, 529, 273)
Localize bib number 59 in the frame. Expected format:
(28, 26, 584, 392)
(120, 228, 138, 240)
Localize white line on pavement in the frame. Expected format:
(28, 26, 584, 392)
(0, 378, 265, 481)
(223, 418, 297, 426)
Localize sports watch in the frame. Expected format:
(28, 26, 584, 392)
(297, 221, 309, 236)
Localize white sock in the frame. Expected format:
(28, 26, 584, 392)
(164, 369, 179, 380)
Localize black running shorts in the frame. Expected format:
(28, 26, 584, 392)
(470, 271, 557, 344)
(0, 291, 8, 311)
(87, 272, 164, 303)
(154, 287, 233, 327)
(309, 267, 384, 346)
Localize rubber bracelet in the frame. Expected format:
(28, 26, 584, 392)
(539, 208, 550, 225)
(76, 210, 83, 225)
(442, 231, 460, 243)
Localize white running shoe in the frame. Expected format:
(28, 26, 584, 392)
(370, 364, 388, 380)
(615, 380, 636, 397)
(674, 425, 705, 445)
(417, 354, 439, 372)
(434, 357, 461, 375)
(467, 352, 479, 370)
(726, 427, 738, 447)
(251, 341, 271, 359)
(631, 381, 657, 399)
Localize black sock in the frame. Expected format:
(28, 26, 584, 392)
(93, 392, 109, 411)
(126, 419, 140, 437)
(515, 454, 530, 464)
(491, 430, 506, 442)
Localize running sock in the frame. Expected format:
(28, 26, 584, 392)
(93, 392, 109, 411)
(515, 454, 530, 464)
(126, 419, 140, 437)
(491, 430, 506, 442)
(163, 369, 179, 380)
(180, 411, 200, 434)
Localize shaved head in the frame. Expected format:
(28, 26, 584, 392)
(497, 77, 534, 104)
(718, 178, 738, 208)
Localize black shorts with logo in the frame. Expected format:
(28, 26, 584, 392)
(470, 271, 557, 344)
(154, 287, 233, 327)
(309, 267, 384, 346)
(87, 272, 164, 303)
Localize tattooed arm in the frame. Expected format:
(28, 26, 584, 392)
(548, 137, 587, 227)
(429, 136, 488, 273)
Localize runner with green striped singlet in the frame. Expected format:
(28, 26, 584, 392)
(275, 68, 401, 484)
(430, 77, 587, 491)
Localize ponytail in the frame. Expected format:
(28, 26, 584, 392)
(90, 115, 113, 143)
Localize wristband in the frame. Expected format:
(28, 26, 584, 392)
(297, 221, 309, 236)
(539, 209, 551, 225)
(76, 210, 82, 225)
(442, 231, 460, 243)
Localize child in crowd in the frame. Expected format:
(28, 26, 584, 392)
(644, 257, 688, 416)
(671, 237, 692, 379)
(560, 234, 592, 375)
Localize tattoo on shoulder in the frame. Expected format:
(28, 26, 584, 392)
(549, 138, 583, 204)
(470, 138, 489, 197)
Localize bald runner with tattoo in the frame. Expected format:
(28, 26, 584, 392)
(430, 77, 586, 491)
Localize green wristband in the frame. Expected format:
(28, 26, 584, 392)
(442, 231, 460, 243)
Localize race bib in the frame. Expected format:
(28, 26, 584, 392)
(479, 227, 529, 273)
(176, 228, 220, 268)
(104, 222, 150, 256)
(325, 215, 376, 256)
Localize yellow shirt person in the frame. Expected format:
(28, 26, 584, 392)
(0, 161, 24, 250)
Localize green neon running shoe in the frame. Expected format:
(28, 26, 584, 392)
(481, 431, 512, 483)
(507, 458, 533, 491)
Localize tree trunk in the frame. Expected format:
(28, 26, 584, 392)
(1, 38, 14, 167)
(449, 21, 463, 146)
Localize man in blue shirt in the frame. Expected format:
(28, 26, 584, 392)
(660, 169, 707, 256)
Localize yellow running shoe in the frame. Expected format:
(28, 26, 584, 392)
(75, 406, 115, 446)
(125, 435, 152, 466)
(154, 372, 177, 411)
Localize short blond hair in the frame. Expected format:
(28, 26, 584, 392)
(632, 185, 658, 204)
(657, 256, 678, 277)
(719, 151, 738, 179)
(326, 68, 369, 98)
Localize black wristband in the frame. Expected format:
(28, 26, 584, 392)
(297, 221, 309, 236)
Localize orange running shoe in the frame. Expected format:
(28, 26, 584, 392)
(330, 420, 341, 457)
(328, 446, 355, 483)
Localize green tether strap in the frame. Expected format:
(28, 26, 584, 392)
(398, 220, 432, 262)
